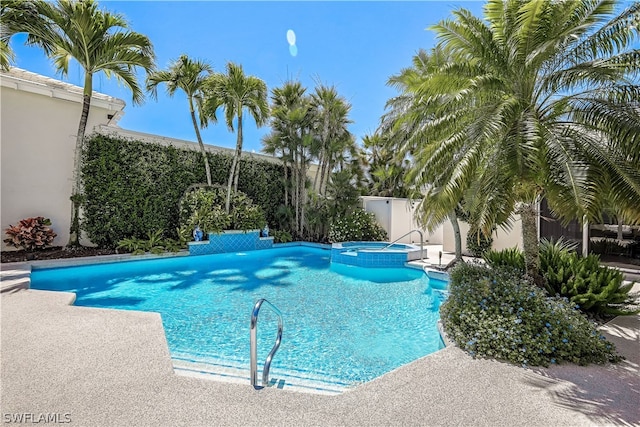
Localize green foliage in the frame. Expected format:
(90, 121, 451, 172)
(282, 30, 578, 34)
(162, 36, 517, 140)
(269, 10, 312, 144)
(328, 208, 388, 242)
(484, 247, 525, 271)
(117, 229, 183, 255)
(272, 229, 292, 244)
(3, 216, 57, 251)
(466, 230, 493, 257)
(82, 134, 284, 248)
(484, 240, 639, 316)
(441, 263, 622, 367)
(540, 240, 639, 316)
(179, 187, 265, 238)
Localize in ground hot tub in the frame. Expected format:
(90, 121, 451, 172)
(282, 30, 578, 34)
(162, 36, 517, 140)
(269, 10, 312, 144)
(330, 241, 425, 267)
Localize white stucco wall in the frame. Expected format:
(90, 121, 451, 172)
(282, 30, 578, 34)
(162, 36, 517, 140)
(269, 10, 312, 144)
(1, 70, 124, 250)
(442, 216, 523, 254)
(361, 196, 444, 245)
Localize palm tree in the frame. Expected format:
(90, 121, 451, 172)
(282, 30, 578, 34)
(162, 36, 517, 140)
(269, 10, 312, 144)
(203, 62, 268, 214)
(15, 0, 155, 247)
(309, 84, 353, 196)
(147, 55, 213, 185)
(388, 0, 640, 281)
(262, 81, 314, 236)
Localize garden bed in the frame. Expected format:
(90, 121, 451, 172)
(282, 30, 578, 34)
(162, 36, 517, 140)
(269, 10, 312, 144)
(1, 246, 117, 263)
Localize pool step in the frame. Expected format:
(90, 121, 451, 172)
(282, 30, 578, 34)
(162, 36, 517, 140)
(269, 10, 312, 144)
(172, 357, 349, 395)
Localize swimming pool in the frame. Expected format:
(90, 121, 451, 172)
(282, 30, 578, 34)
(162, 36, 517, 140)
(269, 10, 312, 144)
(30, 246, 446, 394)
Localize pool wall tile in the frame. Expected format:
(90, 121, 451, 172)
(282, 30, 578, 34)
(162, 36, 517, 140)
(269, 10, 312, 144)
(187, 230, 273, 256)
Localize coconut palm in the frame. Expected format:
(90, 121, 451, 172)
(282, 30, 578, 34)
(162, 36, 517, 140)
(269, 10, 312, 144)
(388, 0, 640, 280)
(14, 0, 155, 246)
(147, 55, 213, 185)
(203, 62, 268, 214)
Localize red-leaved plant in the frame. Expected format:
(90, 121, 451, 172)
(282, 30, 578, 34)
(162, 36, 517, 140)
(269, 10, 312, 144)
(4, 217, 57, 251)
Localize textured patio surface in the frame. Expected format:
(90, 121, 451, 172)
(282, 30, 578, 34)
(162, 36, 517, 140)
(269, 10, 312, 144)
(1, 266, 638, 426)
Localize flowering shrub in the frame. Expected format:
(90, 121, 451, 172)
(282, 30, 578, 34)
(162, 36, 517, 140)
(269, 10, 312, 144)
(441, 263, 622, 367)
(328, 208, 388, 242)
(4, 217, 57, 251)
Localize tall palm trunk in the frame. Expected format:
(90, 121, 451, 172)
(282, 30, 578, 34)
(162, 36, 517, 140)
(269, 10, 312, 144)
(319, 155, 328, 195)
(68, 72, 93, 247)
(189, 98, 212, 185)
(225, 113, 243, 213)
(448, 211, 462, 261)
(293, 147, 300, 235)
(232, 113, 243, 192)
(313, 151, 323, 192)
(519, 202, 542, 285)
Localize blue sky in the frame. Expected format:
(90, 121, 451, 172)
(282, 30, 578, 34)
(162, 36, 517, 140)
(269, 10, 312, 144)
(10, 1, 486, 154)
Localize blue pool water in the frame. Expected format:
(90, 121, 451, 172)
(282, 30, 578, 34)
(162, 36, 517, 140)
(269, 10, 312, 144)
(30, 246, 446, 391)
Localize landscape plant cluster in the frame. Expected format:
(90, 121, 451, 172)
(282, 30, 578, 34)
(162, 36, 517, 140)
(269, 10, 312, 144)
(484, 240, 639, 317)
(441, 262, 623, 367)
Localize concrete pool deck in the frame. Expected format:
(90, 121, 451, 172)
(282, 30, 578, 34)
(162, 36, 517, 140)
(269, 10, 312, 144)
(1, 263, 639, 426)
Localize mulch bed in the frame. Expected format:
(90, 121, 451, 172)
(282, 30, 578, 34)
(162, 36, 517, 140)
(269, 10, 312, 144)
(1, 246, 117, 263)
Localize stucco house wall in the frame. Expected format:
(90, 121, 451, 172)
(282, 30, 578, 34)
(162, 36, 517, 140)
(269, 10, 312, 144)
(1, 68, 126, 250)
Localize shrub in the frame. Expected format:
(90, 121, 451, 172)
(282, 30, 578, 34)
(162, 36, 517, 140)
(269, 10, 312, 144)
(4, 217, 57, 251)
(483, 247, 525, 271)
(441, 263, 622, 367)
(466, 230, 493, 257)
(328, 208, 388, 242)
(179, 187, 265, 237)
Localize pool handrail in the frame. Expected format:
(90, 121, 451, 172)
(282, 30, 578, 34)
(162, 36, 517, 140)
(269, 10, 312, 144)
(381, 229, 425, 260)
(250, 298, 283, 389)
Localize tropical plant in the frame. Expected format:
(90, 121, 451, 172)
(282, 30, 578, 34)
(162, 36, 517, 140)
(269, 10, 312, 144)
(539, 239, 639, 316)
(386, 0, 640, 283)
(272, 229, 293, 244)
(483, 247, 526, 271)
(442, 263, 622, 367)
(362, 133, 412, 198)
(4, 216, 57, 251)
(117, 230, 183, 255)
(203, 62, 269, 214)
(13, 0, 155, 247)
(485, 240, 639, 316)
(146, 54, 213, 185)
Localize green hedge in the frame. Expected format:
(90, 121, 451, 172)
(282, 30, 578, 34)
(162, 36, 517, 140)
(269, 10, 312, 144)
(81, 133, 285, 248)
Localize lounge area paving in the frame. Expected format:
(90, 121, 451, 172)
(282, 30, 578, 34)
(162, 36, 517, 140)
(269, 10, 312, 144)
(1, 271, 638, 426)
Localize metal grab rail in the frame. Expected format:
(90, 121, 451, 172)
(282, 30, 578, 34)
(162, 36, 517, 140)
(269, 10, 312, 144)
(250, 299, 283, 389)
(381, 229, 426, 260)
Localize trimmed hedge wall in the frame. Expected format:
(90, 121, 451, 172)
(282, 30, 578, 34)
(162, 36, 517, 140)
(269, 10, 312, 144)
(81, 133, 285, 248)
